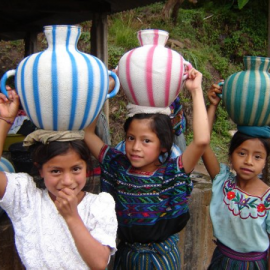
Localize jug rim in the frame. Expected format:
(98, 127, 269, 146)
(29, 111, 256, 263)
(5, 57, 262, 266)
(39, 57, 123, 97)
(137, 29, 169, 36)
(44, 25, 81, 31)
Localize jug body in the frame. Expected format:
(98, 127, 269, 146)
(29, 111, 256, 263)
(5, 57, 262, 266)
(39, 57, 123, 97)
(222, 56, 270, 126)
(118, 29, 191, 107)
(1, 25, 119, 130)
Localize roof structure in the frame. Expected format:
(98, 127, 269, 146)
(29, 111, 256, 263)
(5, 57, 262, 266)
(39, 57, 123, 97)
(0, 0, 162, 40)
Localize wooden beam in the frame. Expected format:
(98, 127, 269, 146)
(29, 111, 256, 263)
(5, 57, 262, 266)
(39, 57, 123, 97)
(24, 32, 38, 57)
(91, 13, 110, 124)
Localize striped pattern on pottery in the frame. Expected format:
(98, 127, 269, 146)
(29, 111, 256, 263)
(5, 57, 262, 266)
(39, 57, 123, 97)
(118, 29, 189, 108)
(223, 56, 270, 126)
(13, 25, 109, 131)
(0, 157, 15, 172)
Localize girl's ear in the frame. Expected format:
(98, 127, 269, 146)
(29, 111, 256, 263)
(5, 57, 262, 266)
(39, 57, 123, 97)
(161, 147, 168, 153)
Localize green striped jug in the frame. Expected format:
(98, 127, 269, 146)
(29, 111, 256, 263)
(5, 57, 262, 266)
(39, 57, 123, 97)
(222, 56, 270, 126)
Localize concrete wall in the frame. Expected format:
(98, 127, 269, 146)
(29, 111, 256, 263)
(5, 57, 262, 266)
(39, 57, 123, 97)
(0, 181, 215, 269)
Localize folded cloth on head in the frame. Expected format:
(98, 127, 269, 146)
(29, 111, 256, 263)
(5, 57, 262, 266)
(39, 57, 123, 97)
(237, 125, 270, 138)
(23, 129, 85, 146)
(127, 103, 171, 117)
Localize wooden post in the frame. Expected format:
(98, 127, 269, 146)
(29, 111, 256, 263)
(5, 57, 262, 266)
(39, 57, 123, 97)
(24, 32, 38, 57)
(91, 13, 110, 125)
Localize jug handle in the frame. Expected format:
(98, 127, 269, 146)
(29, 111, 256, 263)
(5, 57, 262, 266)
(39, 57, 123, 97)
(107, 70, 120, 99)
(182, 61, 193, 81)
(216, 81, 224, 98)
(0, 69, 16, 97)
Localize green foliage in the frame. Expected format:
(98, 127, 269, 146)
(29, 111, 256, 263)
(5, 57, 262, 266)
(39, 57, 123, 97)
(106, 0, 267, 157)
(108, 14, 140, 50)
(237, 0, 249, 9)
(108, 45, 126, 69)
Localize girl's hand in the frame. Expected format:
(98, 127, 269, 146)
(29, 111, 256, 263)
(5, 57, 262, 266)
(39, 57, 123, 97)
(0, 87, 20, 120)
(184, 68, 203, 93)
(55, 188, 80, 221)
(207, 81, 223, 107)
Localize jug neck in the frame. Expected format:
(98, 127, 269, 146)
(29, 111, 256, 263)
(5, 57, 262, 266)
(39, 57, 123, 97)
(44, 25, 81, 49)
(243, 56, 270, 71)
(137, 29, 169, 46)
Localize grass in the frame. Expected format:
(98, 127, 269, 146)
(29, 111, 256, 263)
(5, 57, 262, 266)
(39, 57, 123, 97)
(0, 1, 267, 164)
(103, 1, 267, 162)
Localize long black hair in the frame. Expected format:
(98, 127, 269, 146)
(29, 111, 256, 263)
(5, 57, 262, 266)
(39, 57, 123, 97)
(229, 131, 270, 158)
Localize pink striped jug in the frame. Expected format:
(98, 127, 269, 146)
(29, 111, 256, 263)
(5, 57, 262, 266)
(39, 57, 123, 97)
(118, 29, 192, 107)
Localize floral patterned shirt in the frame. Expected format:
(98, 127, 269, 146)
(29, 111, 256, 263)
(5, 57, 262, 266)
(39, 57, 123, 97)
(210, 163, 270, 253)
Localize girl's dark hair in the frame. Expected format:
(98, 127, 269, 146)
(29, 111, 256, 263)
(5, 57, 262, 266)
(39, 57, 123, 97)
(29, 140, 92, 189)
(124, 113, 174, 163)
(229, 131, 270, 157)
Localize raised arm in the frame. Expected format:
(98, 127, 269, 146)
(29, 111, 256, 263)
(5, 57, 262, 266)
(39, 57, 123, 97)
(84, 116, 105, 160)
(201, 83, 222, 179)
(181, 68, 210, 173)
(0, 90, 20, 198)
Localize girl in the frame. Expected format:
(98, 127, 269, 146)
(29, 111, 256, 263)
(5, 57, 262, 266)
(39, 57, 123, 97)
(0, 90, 117, 270)
(203, 84, 270, 269)
(84, 68, 210, 269)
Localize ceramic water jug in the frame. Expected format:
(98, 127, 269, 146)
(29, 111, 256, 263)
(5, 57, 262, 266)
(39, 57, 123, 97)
(220, 56, 270, 126)
(0, 25, 119, 131)
(118, 29, 192, 107)
(0, 157, 15, 173)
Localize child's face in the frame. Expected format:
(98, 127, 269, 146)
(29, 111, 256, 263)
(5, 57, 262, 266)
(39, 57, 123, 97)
(231, 138, 267, 182)
(125, 118, 166, 172)
(39, 149, 87, 201)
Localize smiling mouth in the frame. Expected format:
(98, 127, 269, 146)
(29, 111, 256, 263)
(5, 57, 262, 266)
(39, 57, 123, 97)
(57, 188, 76, 191)
(130, 154, 142, 159)
(240, 168, 253, 173)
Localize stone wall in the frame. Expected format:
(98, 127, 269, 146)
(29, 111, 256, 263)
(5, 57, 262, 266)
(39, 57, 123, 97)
(179, 183, 215, 269)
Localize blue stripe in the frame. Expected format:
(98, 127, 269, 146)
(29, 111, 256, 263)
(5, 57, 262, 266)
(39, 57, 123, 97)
(20, 57, 35, 123)
(51, 26, 58, 130)
(0, 158, 14, 172)
(260, 76, 270, 125)
(66, 25, 79, 130)
(234, 71, 245, 124)
(78, 53, 94, 129)
(224, 75, 234, 123)
(243, 71, 252, 125)
(32, 53, 44, 128)
(92, 56, 107, 122)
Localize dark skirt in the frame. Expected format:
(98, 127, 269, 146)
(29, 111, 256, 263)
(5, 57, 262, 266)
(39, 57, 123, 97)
(208, 241, 268, 270)
(113, 234, 181, 270)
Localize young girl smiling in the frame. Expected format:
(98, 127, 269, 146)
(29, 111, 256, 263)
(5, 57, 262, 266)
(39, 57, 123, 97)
(0, 90, 117, 270)
(84, 68, 210, 269)
(203, 83, 270, 269)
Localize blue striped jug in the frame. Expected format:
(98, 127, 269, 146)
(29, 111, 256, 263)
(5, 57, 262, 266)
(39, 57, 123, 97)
(0, 157, 15, 173)
(222, 56, 270, 126)
(0, 25, 119, 130)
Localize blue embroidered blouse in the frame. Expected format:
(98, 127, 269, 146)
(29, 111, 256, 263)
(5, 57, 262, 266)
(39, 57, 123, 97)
(98, 145, 193, 244)
(211, 163, 270, 253)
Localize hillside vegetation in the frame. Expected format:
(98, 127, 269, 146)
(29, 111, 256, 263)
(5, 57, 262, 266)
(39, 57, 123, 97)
(0, 0, 268, 163)
(105, 0, 268, 163)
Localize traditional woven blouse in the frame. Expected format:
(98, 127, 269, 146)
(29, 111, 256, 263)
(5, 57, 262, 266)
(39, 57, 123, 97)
(99, 145, 193, 244)
(210, 163, 270, 253)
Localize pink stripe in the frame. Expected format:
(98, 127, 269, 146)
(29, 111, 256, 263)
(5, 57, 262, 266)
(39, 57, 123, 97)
(153, 30, 159, 45)
(126, 49, 138, 104)
(176, 59, 184, 97)
(138, 31, 143, 46)
(165, 49, 173, 106)
(146, 46, 155, 106)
